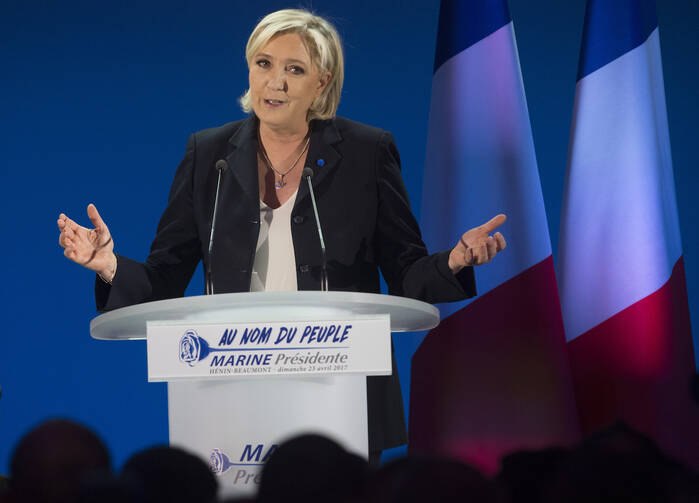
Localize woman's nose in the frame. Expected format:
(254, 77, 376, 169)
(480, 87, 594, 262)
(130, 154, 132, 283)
(268, 69, 287, 92)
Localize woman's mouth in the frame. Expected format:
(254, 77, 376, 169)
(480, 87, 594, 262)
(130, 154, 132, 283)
(264, 99, 286, 107)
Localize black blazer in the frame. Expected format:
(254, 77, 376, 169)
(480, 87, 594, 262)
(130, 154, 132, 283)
(97, 115, 476, 451)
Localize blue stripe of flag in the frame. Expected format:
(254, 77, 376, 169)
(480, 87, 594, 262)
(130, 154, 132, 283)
(577, 0, 657, 81)
(433, 0, 511, 74)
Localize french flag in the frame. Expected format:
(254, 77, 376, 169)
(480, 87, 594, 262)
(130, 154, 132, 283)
(558, 0, 699, 468)
(410, 0, 579, 473)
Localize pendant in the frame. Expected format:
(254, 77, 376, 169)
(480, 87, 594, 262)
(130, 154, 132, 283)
(275, 177, 286, 189)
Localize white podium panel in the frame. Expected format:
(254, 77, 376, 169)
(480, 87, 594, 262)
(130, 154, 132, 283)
(168, 376, 367, 498)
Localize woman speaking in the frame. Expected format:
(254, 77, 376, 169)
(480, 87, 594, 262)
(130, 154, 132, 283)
(57, 9, 506, 462)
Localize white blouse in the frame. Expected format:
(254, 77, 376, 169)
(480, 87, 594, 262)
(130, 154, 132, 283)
(249, 190, 299, 292)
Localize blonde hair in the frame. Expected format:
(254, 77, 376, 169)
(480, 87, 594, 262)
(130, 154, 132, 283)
(239, 9, 344, 121)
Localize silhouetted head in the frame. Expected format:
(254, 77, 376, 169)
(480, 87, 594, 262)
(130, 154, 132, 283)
(497, 447, 571, 503)
(120, 446, 217, 503)
(258, 434, 369, 503)
(9, 418, 111, 503)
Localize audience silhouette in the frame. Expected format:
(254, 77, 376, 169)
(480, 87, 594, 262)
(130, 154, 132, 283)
(1, 419, 697, 503)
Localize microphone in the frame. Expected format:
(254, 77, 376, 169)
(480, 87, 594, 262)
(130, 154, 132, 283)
(302, 167, 328, 291)
(205, 159, 228, 295)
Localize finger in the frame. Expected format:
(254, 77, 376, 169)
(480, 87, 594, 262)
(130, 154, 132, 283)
(494, 232, 506, 251)
(87, 203, 107, 232)
(63, 246, 77, 260)
(486, 236, 497, 260)
(479, 244, 488, 264)
(474, 244, 487, 265)
(464, 247, 474, 266)
(481, 213, 507, 234)
(62, 216, 79, 232)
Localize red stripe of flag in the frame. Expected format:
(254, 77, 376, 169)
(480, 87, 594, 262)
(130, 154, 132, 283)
(568, 256, 699, 468)
(410, 256, 580, 474)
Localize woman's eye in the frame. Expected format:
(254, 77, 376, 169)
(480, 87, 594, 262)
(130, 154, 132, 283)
(256, 59, 270, 68)
(288, 65, 305, 75)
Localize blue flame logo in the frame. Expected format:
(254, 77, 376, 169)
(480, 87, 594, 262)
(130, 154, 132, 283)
(209, 448, 234, 475)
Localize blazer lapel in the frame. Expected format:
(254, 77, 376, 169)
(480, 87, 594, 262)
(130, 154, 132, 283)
(210, 116, 260, 294)
(224, 115, 259, 204)
(295, 119, 343, 208)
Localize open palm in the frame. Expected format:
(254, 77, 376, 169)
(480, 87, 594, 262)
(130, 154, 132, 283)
(448, 214, 507, 272)
(58, 204, 116, 280)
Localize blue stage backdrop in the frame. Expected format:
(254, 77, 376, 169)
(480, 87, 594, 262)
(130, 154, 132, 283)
(1, 1, 697, 471)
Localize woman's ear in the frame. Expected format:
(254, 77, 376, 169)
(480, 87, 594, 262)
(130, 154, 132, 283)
(317, 71, 332, 95)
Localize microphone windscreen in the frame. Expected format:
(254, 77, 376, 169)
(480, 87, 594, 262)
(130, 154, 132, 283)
(302, 167, 314, 179)
(215, 159, 228, 172)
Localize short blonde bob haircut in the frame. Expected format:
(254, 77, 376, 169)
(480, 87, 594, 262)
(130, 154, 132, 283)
(239, 9, 344, 121)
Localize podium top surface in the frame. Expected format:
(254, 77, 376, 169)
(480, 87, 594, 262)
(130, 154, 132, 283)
(90, 291, 440, 340)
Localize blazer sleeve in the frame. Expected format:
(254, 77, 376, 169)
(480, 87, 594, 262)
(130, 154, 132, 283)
(95, 134, 202, 312)
(374, 131, 477, 303)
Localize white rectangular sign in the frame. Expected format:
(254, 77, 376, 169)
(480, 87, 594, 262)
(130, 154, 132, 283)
(147, 315, 391, 382)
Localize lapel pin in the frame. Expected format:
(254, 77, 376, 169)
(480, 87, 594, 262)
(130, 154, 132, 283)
(316, 159, 325, 167)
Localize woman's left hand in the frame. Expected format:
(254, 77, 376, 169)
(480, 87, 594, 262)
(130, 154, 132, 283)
(448, 214, 507, 273)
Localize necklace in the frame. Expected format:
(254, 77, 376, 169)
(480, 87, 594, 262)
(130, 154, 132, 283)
(258, 134, 310, 189)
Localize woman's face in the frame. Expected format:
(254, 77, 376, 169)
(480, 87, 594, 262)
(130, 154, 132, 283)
(249, 33, 329, 133)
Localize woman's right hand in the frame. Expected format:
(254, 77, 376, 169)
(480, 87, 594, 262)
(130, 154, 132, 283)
(58, 203, 117, 282)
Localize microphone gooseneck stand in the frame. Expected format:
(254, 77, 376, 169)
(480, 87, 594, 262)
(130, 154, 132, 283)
(205, 159, 228, 295)
(302, 167, 329, 292)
